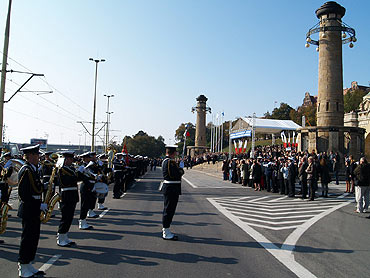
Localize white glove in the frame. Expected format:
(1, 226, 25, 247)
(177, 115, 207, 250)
(40, 203, 48, 213)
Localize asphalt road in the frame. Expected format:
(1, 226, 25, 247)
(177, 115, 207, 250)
(1, 167, 369, 278)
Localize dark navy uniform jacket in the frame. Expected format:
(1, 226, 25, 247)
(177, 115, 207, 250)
(17, 162, 43, 219)
(40, 159, 54, 184)
(162, 156, 184, 195)
(58, 165, 79, 203)
(77, 163, 95, 195)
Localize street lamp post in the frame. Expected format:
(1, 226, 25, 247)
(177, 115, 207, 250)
(89, 57, 105, 151)
(104, 94, 114, 152)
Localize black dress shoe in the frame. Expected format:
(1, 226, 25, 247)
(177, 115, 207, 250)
(163, 235, 178, 241)
(34, 270, 46, 276)
(0, 239, 4, 244)
(113, 196, 120, 199)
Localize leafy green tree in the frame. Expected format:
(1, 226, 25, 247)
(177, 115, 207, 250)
(344, 89, 367, 113)
(265, 102, 293, 120)
(289, 105, 317, 126)
(122, 131, 165, 158)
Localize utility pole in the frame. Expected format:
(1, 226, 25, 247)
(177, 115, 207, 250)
(0, 0, 12, 150)
(104, 94, 114, 152)
(89, 57, 105, 151)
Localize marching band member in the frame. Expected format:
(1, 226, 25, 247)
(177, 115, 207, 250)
(161, 145, 184, 240)
(39, 151, 56, 217)
(56, 151, 79, 247)
(85, 152, 100, 216)
(17, 145, 46, 278)
(112, 153, 125, 199)
(77, 152, 95, 230)
(94, 153, 108, 210)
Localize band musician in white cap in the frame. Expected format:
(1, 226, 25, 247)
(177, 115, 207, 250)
(160, 145, 184, 240)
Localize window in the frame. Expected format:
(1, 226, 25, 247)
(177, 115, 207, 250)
(326, 102, 329, 111)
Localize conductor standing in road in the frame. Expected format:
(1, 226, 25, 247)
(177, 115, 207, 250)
(161, 145, 184, 240)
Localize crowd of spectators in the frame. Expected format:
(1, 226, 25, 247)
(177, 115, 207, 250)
(187, 144, 369, 212)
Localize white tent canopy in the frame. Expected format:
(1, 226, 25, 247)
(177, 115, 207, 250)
(241, 117, 301, 134)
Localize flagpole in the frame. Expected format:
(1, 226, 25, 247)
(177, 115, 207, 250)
(228, 120, 232, 160)
(218, 114, 221, 152)
(221, 112, 224, 152)
(210, 114, 213, 153)
(212, 114, 215, 152)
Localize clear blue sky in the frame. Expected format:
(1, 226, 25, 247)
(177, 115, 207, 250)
(1, 0, 369, 146)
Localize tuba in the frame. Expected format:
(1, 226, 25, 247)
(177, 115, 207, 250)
(40, 163, 61, 223)
(0, 159, 25, 234)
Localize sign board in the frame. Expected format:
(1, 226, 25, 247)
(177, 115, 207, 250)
(30, 138, 47, 149)
(230, 130, 251, 140)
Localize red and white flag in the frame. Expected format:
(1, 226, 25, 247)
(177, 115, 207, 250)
(234, 140, 238, 154)
(243, 140, 248, 153)
(238, 140, 243, 154)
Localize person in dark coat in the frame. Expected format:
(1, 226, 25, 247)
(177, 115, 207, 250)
(222, 159, 229, 180)
(306, 156, 317, 201)
(287, 159, 297, 197)
(17, 145, 46, 278)
(231, 158, 238, 183)
(353, 157, 370, 213)
(161, 145, 184, 240)
(345, 160, 351, 193)
(265, 161, 273, 192)
(56, 151, 79, 247)
(252, 160, 262, 191)
(298, 156, 308, 199)
(319, 158, 331, 197)
(332, 156, 340, 185)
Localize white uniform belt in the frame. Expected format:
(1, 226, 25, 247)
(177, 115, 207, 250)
(32, 195, 41, 200)
(43, 175, 51, 178)
(163, 180, 181, 184)
(61, 187, 78, 192)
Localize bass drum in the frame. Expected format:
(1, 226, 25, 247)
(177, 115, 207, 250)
(94, 182, 109, 198)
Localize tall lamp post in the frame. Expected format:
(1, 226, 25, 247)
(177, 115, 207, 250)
(104, 94, 114, 152)
(89, 57, 105, 151)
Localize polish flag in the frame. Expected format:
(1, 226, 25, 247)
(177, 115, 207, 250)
(234, 140, 238, 154)
(238, 140, 243, 154)
(243, 140, 248, 153)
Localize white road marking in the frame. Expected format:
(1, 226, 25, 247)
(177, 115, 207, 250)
(182, 176, 198, 188)
(208, 198, 317, 278)
(227, 207, 327, 216)
(267, 196, 288, 202)
(233, 196, 253, 202)
(208, 195, 352, 278)
(99, 208, 110, 218)
(39, 254, 61, 272)
(248, 196, 270, 203)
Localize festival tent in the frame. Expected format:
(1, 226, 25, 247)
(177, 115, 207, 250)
(236, 117, 301, 134)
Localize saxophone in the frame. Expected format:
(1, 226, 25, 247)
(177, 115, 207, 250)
(40, 166, 61, 223)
